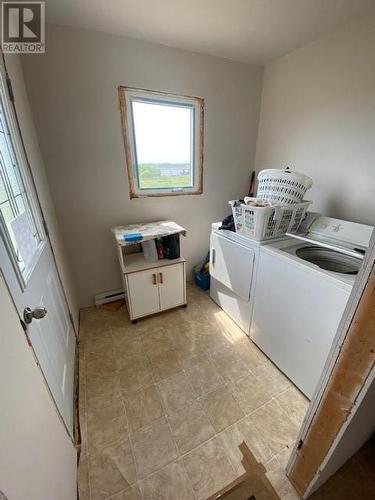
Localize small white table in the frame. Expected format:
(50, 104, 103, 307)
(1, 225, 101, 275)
(112, 221, 187, 322)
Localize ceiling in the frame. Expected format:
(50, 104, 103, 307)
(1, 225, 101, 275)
(46, 0, 375, 64)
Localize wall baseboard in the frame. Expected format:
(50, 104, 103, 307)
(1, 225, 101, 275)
(94, 288, 125, 306)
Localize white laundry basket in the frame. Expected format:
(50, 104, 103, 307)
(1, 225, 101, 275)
(229, 199, 311, 241)
(257, 168, 313, 204)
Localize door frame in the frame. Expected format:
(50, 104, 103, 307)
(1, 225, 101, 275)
(286, 228, 375, 496)
(0, 50, 77, 337)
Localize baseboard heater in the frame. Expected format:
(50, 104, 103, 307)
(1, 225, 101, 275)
(94, 288, 125, 306)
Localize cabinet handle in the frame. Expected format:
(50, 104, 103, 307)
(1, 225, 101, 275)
(159, 272, 163, 284)
(211, 248, 216, 265)
(152, 273, 157, 285)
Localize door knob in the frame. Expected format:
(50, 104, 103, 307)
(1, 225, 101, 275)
(23, 306, 47, 324)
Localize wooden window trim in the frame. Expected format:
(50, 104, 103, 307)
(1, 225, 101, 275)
(118, 86, 204, 199)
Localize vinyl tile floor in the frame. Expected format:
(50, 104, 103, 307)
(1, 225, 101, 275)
(78, 283, 309, 500)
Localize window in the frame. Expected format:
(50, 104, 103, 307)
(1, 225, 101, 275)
(0, 88, 42, 281)
(118, 87, 204, 198)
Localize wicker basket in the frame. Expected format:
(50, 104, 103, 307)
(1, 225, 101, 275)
(257, 168, 313, 204)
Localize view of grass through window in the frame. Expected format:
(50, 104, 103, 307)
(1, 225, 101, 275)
(132, 100, 193, 190)
(138, 163, 191, 188)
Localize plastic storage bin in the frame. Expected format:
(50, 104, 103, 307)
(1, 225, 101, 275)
(229, 199, 311, 241)
(193, 253, 210, 291)
(194, 268, 210, 291)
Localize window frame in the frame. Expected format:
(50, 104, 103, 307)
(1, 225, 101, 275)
(0, 66, 45, 288)
(118, 86, 204, 198)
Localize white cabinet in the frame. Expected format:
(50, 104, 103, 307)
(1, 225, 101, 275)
(126, 269, 160, 318)
(112, 222, 187, 322)
(123, 257, 186, 321)
(158, 263, 185, 310)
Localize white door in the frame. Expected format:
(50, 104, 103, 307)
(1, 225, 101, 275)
(127, 269, 160, 318)
(210, 232, 254, 300)
(158, 263, 185, 310)
(0, 67, 76, 435)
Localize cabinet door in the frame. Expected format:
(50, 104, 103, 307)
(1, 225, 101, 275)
(126, 269, 160, 319)
(158, 263, 185, 311)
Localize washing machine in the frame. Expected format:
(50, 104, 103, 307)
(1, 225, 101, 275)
(250, 214, 373, 398)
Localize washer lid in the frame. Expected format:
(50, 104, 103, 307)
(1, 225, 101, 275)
(287, 214, 373, 258)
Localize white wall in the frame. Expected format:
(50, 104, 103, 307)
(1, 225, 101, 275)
(21, 24, 263, 307)
(4, 54, 79, 326)
(255, 13, 375, 226)
(0, 273, 77, 500)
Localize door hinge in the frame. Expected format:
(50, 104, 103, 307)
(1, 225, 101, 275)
(297, 439, 304, 451)
(6, 76, 14, 103)
(42, 218, 50, 237)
